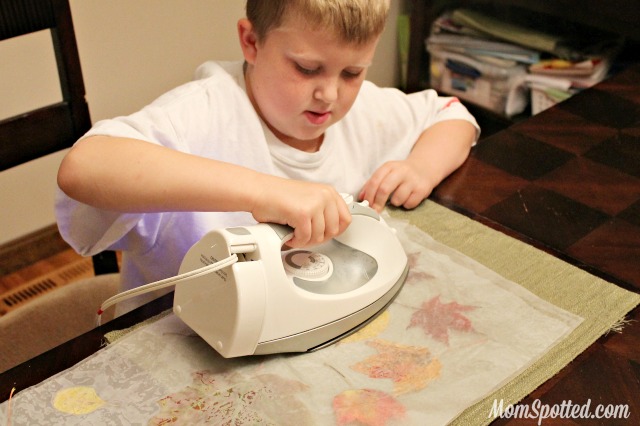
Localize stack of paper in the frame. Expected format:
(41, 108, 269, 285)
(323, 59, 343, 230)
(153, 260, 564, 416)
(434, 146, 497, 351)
(449, 9, 572, 59)
(426, 9, 623, 115)
(425, 12, 532, 116)
(428, 12, 540, 68)
(428, 33, 540, 66)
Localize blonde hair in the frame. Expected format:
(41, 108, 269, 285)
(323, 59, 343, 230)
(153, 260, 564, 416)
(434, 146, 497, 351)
(246, 0, 390, 45)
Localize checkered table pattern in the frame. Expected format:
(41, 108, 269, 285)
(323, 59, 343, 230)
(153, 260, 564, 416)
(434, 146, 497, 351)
(434, 64, 640, 292)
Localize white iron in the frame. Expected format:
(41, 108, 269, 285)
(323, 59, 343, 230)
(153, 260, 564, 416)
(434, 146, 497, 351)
(173, 196, 409, 358)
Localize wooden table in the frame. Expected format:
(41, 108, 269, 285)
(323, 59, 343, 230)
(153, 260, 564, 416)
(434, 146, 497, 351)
(2, 64, 639, 424)
(432, 63, 640, 424)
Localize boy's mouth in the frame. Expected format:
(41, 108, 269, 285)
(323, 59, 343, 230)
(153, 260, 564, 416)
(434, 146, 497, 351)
(304, 110, 331, 125)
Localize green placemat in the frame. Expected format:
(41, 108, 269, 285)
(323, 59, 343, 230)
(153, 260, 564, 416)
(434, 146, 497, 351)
(390, 200, 640, 425)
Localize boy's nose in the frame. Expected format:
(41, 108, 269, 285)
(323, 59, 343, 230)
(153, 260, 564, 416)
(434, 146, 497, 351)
(314, 78, 339, 103)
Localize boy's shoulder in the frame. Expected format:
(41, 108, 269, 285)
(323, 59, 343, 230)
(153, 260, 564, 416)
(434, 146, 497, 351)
(356, 80, 407, 102)
(194, 61, 244, 81)
(150, 61, 246, 108)
(349, 80, 411, 115)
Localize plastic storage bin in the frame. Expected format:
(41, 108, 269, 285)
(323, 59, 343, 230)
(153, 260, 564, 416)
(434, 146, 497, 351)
(428, 47, 529, 116)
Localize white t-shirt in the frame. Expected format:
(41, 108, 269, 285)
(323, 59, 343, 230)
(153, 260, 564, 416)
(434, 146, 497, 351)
(56, 60, 478, 295)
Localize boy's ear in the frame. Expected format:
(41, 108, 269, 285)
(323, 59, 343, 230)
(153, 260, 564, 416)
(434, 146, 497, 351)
(237, 18, 259, 64)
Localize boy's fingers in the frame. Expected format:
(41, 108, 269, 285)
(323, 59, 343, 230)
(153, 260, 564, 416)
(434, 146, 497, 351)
(323, 203, 340, 240)
(372, 170, 404, 211)
(360, 169, 388, 208)
(310, 214, 325, 245)
(389, 181, 412, 207)
(288, 193, 352, 247)
(337, 198, 352, 233)
(289, 219, 312, 248)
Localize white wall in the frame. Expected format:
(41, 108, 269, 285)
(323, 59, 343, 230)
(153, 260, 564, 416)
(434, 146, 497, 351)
(0, 0, 404, 245)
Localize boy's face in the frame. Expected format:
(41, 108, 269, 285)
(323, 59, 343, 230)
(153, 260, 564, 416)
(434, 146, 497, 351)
(239, 17, 380, 152)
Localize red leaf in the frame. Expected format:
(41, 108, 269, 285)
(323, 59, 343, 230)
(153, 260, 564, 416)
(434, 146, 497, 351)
(409, 295, 476, 344)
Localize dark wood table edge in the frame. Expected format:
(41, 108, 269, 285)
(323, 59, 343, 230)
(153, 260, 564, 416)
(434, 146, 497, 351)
(429, 196, 640, 295)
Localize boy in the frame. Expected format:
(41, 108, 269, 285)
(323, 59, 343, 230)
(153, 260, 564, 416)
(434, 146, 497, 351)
(56, 0, 479, 302)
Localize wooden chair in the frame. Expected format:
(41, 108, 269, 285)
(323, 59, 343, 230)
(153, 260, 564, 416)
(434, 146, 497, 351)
(0, 0, 121, 372)
(0, 0, 119, 275)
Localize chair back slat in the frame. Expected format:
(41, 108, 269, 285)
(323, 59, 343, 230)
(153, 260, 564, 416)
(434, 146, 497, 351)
(0, 103, 75, 168)
(0, 0, 90, 171)
(0, 0, 56, 40)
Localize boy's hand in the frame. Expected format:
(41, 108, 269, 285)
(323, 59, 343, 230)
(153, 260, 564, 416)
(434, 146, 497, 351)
(251, 179, 352, 248)
(358, 160, 435, 213)
(359, 121, 476, 213)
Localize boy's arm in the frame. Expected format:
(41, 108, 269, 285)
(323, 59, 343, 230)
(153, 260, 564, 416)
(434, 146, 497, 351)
(359, 119, 477, 212)
(57, 135, 351, 247)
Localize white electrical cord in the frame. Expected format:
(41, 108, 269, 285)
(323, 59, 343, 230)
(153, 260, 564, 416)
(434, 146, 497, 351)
(96, 253, 239, 326)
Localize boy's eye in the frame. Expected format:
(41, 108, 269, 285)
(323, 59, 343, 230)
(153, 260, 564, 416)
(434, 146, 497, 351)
(293, 61, 363, 79)
(295, 63, 320, 76)
(342, 69, 363, 79)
